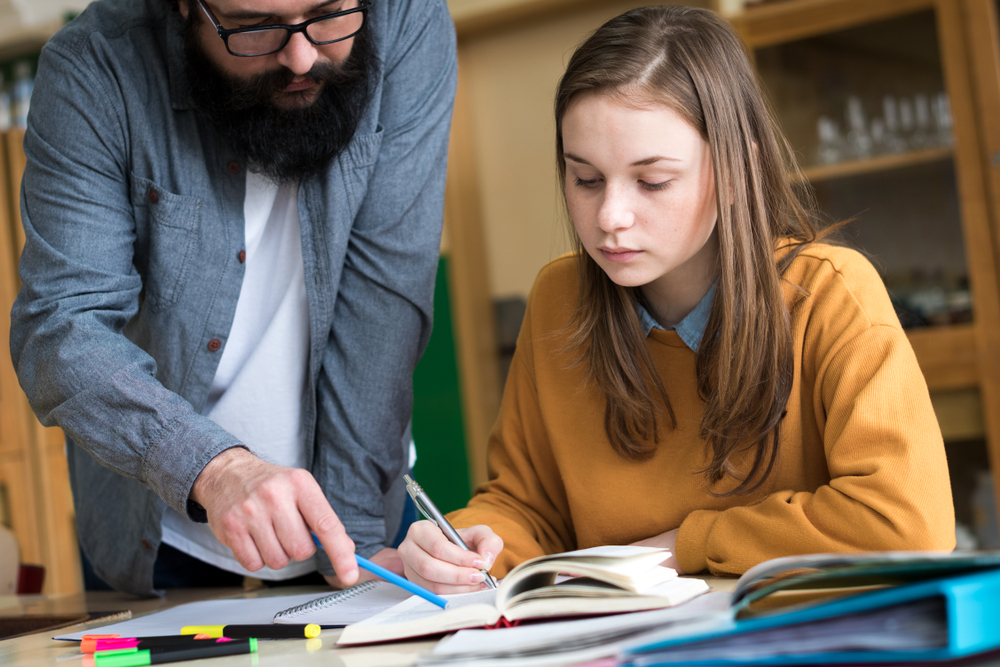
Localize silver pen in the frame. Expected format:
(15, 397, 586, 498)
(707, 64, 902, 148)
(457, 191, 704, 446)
(404, 474, 498, 589)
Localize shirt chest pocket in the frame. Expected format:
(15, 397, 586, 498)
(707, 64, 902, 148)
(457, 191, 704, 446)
(130, 175, 202, 312)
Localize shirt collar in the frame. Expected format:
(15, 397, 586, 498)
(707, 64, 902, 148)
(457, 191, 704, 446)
(637, 282, 717, 352)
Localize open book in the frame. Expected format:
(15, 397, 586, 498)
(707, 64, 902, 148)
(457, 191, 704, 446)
(337, 545, 709, 645)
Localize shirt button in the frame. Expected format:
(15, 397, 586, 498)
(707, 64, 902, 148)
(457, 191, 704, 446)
(141, 540, 153, 551)
(147, 189, 158, 204)
(238, 249, 246, 264)
(227, 162, 241, 174)
(207, 338, 222, 352)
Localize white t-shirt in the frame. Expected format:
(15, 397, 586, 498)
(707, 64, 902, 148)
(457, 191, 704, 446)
(162, 171, 315, 579)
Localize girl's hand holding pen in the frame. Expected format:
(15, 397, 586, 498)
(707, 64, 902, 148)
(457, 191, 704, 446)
(398, 522, 504, 594)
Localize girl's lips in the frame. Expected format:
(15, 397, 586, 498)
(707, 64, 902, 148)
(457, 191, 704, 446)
(601, 248, 641, 262)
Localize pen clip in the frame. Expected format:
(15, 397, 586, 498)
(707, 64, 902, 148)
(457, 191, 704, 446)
(404, 475, 438, 527)
(413, 496, 438, 527)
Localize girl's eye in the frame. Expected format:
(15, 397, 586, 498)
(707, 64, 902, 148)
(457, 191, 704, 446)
(641, 181, 670, 192)
(575, 177, 601, 188)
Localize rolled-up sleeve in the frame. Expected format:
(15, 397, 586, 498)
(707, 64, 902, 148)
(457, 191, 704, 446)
(9, 44, 240, 518)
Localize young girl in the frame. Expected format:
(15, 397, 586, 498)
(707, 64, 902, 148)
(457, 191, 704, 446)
(399, 5, 955, 593)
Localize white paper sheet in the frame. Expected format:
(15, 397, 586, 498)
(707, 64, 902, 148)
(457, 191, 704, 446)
(56, 592, 342, 641)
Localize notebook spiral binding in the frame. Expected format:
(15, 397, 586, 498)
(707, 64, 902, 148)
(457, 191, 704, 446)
(274, 580, 382, 621)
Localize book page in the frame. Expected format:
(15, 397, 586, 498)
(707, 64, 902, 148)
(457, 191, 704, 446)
(336, 590, 500, 645)
(537, 545, 669, 560)
(733, 551, 1000, 608)
(503, 577, 710, 622)
(498, 546, 674, 608)
(428, 592, 733, 665)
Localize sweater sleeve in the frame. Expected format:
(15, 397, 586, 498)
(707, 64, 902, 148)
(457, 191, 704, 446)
(676, 316, 956, 576)
(446, 293, 576, 577)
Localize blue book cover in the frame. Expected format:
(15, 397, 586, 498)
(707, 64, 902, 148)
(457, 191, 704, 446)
(621, 565, 1000, 666)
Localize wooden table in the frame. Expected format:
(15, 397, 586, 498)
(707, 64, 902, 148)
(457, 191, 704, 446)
(0, 578, 739, 666)
(0, 586, 440, 667)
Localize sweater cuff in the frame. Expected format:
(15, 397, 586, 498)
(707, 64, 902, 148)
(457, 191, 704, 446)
(676, 509, 721, 574)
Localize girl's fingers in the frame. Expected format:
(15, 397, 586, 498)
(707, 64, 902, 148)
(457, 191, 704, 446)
(399, 522, 496, 594)
(458, 525, 504, 567)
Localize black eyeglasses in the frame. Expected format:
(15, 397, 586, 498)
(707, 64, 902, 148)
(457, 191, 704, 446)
(197, 0, 370, 57)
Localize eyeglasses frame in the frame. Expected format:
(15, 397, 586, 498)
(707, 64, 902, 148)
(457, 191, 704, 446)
(195, 0, 371, 57)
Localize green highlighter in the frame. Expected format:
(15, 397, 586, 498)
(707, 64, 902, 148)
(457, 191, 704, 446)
(94, 638, 257, 667)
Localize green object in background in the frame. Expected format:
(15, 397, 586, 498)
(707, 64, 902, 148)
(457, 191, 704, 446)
(412, 256, 472, 514)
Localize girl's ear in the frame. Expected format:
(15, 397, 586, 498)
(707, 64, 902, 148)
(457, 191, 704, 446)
(178, 0, 190, 20)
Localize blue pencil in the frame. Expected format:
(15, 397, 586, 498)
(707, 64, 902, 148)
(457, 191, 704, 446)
(311, 534, 448, 609)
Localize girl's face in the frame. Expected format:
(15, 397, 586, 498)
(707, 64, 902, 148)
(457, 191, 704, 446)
(562, 92, 719, 325)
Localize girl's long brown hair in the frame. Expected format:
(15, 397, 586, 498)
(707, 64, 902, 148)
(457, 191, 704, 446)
(556, 6, 827, 495)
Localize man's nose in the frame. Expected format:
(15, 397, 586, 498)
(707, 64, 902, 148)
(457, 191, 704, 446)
(276, 31, 319, 76)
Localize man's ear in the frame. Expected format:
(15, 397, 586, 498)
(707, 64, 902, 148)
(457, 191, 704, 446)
(178, 0, 190, 20)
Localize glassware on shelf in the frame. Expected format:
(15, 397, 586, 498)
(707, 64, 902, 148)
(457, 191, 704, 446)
(869, 117, 888, 155)
(816, 115, 843, 164)
(933, 91, 953, 147)
(881, 95, 908, 154)
(813, 91, 953, 168)
(844, 95, 873, 160)
(911, 93, 933, 150)
(898, 96, 924, 151)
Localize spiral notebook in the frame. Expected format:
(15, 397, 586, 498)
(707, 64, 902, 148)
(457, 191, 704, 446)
(55, 586, 412, 641)
(273, 580, 413, 626)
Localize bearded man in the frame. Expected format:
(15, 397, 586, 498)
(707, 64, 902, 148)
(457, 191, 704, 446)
(9, 0, 456, 596)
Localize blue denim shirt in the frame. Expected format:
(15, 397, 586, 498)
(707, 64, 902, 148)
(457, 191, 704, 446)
(9, 0, 457, 596)
(637, 283, 717, 351)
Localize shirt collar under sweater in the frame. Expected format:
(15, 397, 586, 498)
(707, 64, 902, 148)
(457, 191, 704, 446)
(636, 282, 717, 352)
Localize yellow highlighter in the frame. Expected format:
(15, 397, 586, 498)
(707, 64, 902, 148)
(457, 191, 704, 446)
(180, 623, 321, 639)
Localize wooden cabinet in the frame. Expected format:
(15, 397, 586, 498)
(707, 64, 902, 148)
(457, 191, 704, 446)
(731, 0, 1000, 540)
(0, 128, 82, 594)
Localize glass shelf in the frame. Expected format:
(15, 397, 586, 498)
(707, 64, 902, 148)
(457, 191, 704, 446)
(755, 9, 970, 335)
(798, 146, 952, 183)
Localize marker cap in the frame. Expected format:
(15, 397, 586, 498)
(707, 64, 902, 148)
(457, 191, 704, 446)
(180, 625, 224, 638)
(94, 651, 152, 667)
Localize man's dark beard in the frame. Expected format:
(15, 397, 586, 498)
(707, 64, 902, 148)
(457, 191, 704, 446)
(183, 21, 376, 183)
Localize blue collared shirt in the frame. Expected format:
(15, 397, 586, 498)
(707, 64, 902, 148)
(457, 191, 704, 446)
(637, 283, 717, 351)
(10, 0, 457, 596)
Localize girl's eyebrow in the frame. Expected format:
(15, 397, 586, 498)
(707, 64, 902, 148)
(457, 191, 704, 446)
(563, 152, 592, 165)
(630, 156, 682, 166)
(221, 0, 343, 21)
(563, 152, 682, 167)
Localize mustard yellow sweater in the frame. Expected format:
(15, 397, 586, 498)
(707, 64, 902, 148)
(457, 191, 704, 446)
(449, 244, 955, 577)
